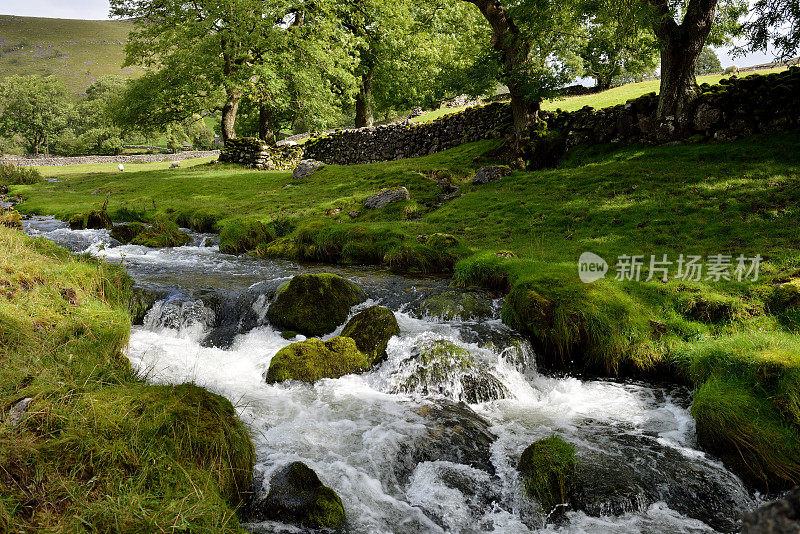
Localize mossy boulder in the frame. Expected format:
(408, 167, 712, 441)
(265, 336, 369, 383)
(266, 273, 366, 337)
(68, 209, 113, 230)
(0, 209, 22, 230)
(129, 286, 159, 325)
(340, 305, 399, 365)
(395, 339, 508, 403)
(517, 436, 577, 514)
(419, 290, 494, 321)
(773, 279, 800, 310)
(129, 220, 192, 248)
(110, 222, 146, 244)
(254, 461, 345, 530)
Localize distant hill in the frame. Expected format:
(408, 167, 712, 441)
(0, 15, 143, 95)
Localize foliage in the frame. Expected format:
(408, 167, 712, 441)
(580, 0, 659, 90)
(739, 0, 800, 59)
(695, 47, 723, 75)
(0, 163, 41, 186)
(0, 75, 71, 154)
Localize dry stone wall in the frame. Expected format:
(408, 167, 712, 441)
(224, 67, 800, 169)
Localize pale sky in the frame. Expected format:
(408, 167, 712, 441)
(0, 0, 779, 67)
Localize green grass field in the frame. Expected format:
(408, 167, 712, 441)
(0, 15, 141, 95)
(9, 127, 800, 491)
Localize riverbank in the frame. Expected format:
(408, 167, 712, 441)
(8, 129, 800, 491)
(0, 227, 253, 532)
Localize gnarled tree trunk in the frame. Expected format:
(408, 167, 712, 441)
(221, 89, 241, 144)
(355, 70, 374, 128)
(259, 104, 276, 144)
(465, 0, 538, 149)
(649, 0, 717, 134)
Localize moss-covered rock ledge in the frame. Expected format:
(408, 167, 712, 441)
(0, 227, 254, 532)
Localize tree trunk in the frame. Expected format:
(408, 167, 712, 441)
(648, 0, 717, 133)
(221, 89, 241, 144)
(355, 71, 374, 128)
(465, 0, 538, 148)
(259, 105, 276, 144)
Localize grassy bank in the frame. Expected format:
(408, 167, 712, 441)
(0, 227, 253, 532)
(10, 127, 800, 491)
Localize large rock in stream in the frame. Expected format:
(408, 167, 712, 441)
(742, 486, 800, 533)
(340, 305, 399, 365)
(393, 339, 508, 403)
(265, 337, 370, 383)
(568, 431, 755, 533)
(250, 461, 346, 530)
(267, 273, 366, 337)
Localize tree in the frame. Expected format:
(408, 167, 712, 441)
(695, 46, 722, 74)
(643, 0, 745, 131)
(0, 75, 71, 155)
(459, 0, 585, 147)
(111, 0, 282, 143)
(581, 0, 659, 90)
(739, 0, 800, 59)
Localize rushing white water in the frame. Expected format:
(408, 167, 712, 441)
(24, 217, 757, 533)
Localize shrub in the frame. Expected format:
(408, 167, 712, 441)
(0, 163, 41, 185)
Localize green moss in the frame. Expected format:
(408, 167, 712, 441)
(110, 222, 146, 244)
(384, 242, 460, 274)
(68, 208, 112, 230)
(265, 336, 369, 383)
(517, 436, 577, 513)
(130, 219, 191, 248)
(219, 219, 275, 255)
(0, 209, 22, 230)
(340, 305, 399, 364)
(266, 273, 366, 337)
(501, 272, 659, 374)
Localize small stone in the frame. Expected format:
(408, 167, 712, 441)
(472, 166, 512, 185)
(293, 159, 325, 180)
(6, 397, 33, 426)
(364, 186, 410, 209)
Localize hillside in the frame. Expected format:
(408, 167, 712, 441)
(0, 15, 142, 95)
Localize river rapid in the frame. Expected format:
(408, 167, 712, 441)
(24, 216, 759, 534)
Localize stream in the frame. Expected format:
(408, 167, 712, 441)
(24, 216, 759, 533)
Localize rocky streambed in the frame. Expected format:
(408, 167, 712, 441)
(24, 216, 763, 533)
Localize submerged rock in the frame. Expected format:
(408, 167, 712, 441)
(265, 336, 369, 383)
(340, 305, 399, 365)
(742, 487, 800, 533)
(518, 436, 577, 514)
(251, 461, 345, 530)
(394, 339, 508, 403)
(364, 186, 410, 209)
(418, 290, 494, 321)
(267, 273, 366, 337)
(569, 431, 755, 533)
(397, 401, 497, 479)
